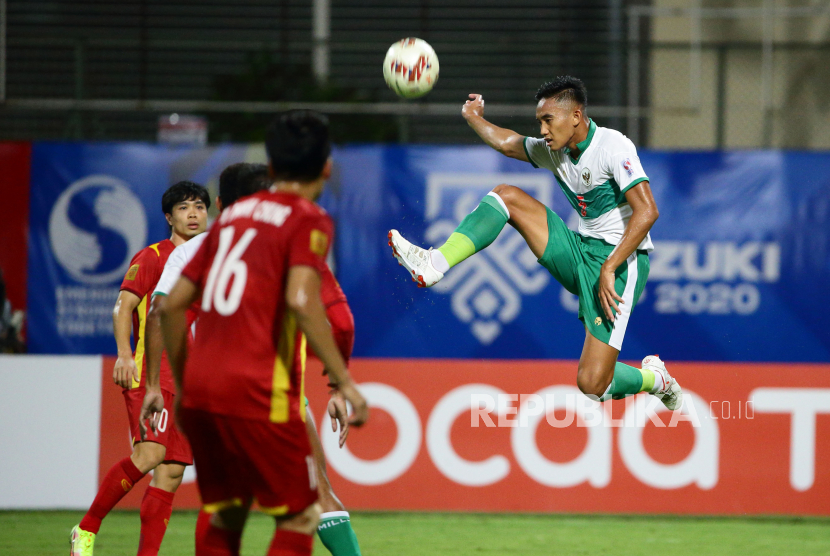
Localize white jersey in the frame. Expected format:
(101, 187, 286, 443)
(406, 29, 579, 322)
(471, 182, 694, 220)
(154, 232, 207, 296)
(523, 119, 653, 251)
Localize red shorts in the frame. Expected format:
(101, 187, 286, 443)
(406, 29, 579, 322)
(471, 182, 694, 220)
(123, 387, 193, 465)
(178, 408, 317, 516)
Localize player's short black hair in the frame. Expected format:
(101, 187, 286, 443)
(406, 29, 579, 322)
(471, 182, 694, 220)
(265, 110, 331, 182)
(219, 163, 271, 207)
(161, 181, 210, 215)
(534, 76, 588, 109)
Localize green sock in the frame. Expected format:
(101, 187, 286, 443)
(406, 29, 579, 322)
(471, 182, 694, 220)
(437, 194, 509, 268)
(317, 512, 361, 556)
(600, 362, 645, 401)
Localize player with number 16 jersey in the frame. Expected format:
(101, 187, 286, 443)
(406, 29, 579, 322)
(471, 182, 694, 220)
(181, 190, 333, 425)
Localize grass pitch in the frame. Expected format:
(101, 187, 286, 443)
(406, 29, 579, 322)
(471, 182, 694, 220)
(1, 510, 828, 555)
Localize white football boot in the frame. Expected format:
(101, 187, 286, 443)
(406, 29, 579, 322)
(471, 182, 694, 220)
(642, 355, 683, 411)
(387, 229, 444, 288)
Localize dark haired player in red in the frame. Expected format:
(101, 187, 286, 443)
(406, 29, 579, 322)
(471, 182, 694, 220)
(71, 181, 210, 556)
(161, 110, 367, 556)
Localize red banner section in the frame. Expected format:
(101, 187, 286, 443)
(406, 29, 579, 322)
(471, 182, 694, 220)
(100, 357, 830, 514)
(0, 142, 32, 311)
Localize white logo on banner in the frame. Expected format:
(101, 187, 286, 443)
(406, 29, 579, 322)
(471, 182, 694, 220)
(49, 174, 147, 285)
(48, 175, 148, 337)
(424, 173, 554, 344)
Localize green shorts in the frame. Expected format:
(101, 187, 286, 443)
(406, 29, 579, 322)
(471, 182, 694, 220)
(537, 207, 649, 350)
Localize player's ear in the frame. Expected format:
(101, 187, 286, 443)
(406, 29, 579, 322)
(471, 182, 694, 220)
(215, 196, 223, 213)
(321, 158, 333, 180)
(164, 212, 173, 226)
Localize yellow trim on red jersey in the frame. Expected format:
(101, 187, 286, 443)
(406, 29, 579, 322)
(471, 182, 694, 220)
(270, 312, 296, 423)
(202, 498, 246, 514)
(132, 294, 148, 388)
(299, 333, 307, 423)
(258, 502, 290, 516)
(149, 242, 160, 256)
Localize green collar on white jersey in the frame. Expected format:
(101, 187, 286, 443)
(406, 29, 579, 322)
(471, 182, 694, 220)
(565, 118, 596, 164)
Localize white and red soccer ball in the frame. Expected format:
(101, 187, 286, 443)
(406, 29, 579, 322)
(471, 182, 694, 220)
(383, 38, 439, 99)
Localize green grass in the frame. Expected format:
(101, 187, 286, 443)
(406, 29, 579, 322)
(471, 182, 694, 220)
(1, 510, 829, 555)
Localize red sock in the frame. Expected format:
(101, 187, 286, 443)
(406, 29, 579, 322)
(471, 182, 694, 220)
(195, 512, 242, 556)
(267, 529, 313, 556)
(137, 486, 175, 555)
(79, 456, 145, 534)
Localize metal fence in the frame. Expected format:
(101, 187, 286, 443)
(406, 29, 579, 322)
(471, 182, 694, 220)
(1, 1, 828, 148)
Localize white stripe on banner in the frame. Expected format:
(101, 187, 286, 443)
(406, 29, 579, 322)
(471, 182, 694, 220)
(609, 253, 638, 351)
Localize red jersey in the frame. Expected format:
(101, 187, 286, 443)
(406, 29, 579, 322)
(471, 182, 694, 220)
(307, 265, 354, 365)
(180, 190, 333, 423)
(119, 239, 176, 393)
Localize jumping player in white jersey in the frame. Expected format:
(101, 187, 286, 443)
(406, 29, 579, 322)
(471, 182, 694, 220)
(388, 76, 682, 409)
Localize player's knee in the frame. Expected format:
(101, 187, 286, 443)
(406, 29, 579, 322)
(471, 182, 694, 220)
(576, 367, 612, 398)
(491, 183, 525, 210)
(317, 485, 345, 514)
(277, 502, 322, 535)
(131, 442, 166, 473)
(151, 463, 185, 492)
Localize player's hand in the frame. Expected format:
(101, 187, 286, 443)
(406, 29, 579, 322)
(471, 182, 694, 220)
(327, 392, 350, 448)
(139, 387, 164, 441)
(338, 381, 369, 427)
(462, 94, 485, 121)
(598, 264, 623, 323)
(113, 355, 139, 389)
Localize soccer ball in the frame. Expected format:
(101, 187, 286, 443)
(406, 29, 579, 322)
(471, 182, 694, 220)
(383, 38, 439, 99)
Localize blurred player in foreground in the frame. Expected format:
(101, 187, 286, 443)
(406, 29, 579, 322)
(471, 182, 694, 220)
(71, 181, 210, 556)
(389, 76, 683, 410)
(161, 110, 368, 556)
(144, 161, 364, 555)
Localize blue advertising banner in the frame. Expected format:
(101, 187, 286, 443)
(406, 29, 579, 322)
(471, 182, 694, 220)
(27, 143, 830, 362)
(26, 142, 264, 354)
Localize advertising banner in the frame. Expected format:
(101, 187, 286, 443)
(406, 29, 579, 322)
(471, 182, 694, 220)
(26, 143, 264, 354)
(27, 144, 830, 362)
(306, 358, 830, 515)
(97, 356, 830, 515)
(332, 148, 830, 363)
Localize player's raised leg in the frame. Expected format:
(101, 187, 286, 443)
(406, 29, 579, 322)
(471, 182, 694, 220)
(577, 331, 682, 409)
(388, 183, 549, 287)
(305, 406, 362, 556)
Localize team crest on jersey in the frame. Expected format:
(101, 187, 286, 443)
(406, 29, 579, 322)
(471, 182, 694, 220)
(310, 229, 329, 256)
(125, 264, 140, 280)
(581, 168, 591, 187)
(594, 316, 602, 326)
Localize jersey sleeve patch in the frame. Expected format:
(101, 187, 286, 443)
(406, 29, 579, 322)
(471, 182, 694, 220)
(125, 264, 140, 280)
(310, 229, 329, 256)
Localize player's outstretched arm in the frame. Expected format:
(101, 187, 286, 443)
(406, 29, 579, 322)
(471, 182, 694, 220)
(159, 276, 199, 392)
(598, 181, 659, 322)
(462, 94, 529, 162)
(112, 290, 141, 388)
(286, 266, 368, 427)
